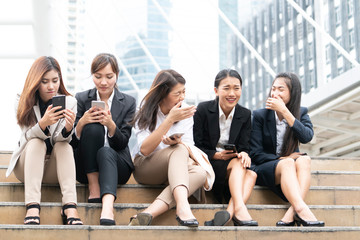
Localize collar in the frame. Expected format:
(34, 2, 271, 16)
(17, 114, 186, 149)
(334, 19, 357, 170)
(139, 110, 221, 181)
(218, 103, 235, 120)
(96, 89, 115, 104)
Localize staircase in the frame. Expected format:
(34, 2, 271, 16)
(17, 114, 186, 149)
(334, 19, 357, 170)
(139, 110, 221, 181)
(0, 151, 360, 239)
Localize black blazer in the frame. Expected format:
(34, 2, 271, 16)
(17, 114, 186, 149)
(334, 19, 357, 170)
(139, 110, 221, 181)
(72, 88, 136, 170)
(193, 99, 252, 161)
(250, 107, 313, 166)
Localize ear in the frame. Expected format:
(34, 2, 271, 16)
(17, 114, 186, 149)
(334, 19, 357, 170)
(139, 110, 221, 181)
(214, 87, 219, 96)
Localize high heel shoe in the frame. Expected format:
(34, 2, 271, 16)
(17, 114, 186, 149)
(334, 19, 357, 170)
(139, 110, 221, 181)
(204, 211, 230, 226)
(276, 220, 296, 226)
(24, 204, 41, 225)
(128, 213, 153, 226)
(176, 215, 199, 227)
(100, 218, 116, 226)
(293, 213, 324, 227)
(232, 216, 258, 226)
(61, 204, 83, 225)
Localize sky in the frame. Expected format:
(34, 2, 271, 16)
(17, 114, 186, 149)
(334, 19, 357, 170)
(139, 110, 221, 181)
(0, 0, 259, 150)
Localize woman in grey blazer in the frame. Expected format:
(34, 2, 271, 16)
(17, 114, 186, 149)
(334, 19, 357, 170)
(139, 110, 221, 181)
(7, 56, 82, 225)
(250, 72, 324, 227)
(71, 53, 136, 225)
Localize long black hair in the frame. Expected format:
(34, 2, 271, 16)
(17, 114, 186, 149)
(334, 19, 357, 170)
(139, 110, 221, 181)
(269, 72, 302, 156)
(131, 69, 186, 132)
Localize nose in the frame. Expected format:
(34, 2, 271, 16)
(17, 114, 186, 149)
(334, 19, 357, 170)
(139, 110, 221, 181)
(48, 82, 55, 90)
(100, 77, 107, 85)
(179, 92, 185, 101)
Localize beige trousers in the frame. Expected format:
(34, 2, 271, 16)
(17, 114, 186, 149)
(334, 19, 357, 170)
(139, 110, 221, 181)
(14, 138, 77, 205)
(133, 144, 207, 208)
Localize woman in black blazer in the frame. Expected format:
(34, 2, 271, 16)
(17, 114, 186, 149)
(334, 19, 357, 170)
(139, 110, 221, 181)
(250, 72, 324, 227)
(194, 69, 258, 226)
(72, 53, 136, 225)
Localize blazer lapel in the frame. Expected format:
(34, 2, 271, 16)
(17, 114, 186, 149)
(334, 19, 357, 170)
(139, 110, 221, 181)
(111, 88, 125, 123)
(207, 99, 220, 148)
(266, 110, 277, 151)
(86, 88, 97, 110)
(228, 105, 242, 143)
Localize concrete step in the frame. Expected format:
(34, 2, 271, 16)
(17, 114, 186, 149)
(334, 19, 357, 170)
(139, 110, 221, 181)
(0, 183, 359, 205)
(0, 202, 359, 226)
(2, 167, 360, 187)
(1, 225, 360, 240)
(1, 151, 360, 170)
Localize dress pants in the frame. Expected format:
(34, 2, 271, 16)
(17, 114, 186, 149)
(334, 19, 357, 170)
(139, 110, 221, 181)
(74, 123, 132, 199)
(14, 138, 77, 205)
(133, 144, 207, 208)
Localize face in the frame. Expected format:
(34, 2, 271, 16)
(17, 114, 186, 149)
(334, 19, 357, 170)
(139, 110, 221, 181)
(270, 77, 291, 105)
(214, 76, 242, 114)
(93, 63, 117, 98)
(38, 69, 60, 102)
(160, 83, 185, 114)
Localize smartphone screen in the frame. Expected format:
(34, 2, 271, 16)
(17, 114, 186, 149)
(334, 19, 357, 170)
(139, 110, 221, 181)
(52, 95, 65, 112)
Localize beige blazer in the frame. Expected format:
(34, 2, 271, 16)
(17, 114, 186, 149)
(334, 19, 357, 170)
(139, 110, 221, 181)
(6, 95, 77, 177)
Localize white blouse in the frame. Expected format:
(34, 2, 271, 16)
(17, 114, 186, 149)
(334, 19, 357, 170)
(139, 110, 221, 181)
(131, 103, 194, 160)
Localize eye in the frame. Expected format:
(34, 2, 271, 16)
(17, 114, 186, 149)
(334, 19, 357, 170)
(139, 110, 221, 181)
(95, 75, 101, 79)
(107, 75, 114, 79)
(41, 80, 48, 84)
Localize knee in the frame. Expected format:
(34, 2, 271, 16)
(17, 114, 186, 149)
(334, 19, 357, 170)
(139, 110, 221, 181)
(196, 167, 207, 183)
(170, 144, 189, 157)
(295, 155, 311, 170)
(26, 138, 46, 153)
(278, 158, 295, 170)
(53, 141, 71, 151)
(247, 169, 257, 181)
(82, 123, 104, 139)
(96, 147, 111, 162)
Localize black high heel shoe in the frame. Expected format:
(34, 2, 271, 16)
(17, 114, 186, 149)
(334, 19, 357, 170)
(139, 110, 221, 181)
(276, 220, 296, 226)
(61, 204, 83, 225)
(232, 216, 258, 226)
(24, 204, 41, 225)
(88, 198, 101, 203)
(204, 211, 230, 226)
(176, 215, 199, 227)
(100, 218, 116, 225)
(293, 213, 324, 227)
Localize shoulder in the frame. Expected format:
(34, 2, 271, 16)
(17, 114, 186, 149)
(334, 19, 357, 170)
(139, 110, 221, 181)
(196, 99, 216, 112)
(300, 106, 309, 115)
(235, 104, 251, 116)
(253, 108, 268, 118)
(75, 89, 92, 101)
(65, 95, 77, 107)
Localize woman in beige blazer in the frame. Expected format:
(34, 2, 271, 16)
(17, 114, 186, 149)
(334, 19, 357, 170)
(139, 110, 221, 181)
(6, 56, 82, 225)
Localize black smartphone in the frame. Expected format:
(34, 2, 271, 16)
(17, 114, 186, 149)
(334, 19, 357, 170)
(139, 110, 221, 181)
(52, 95, 65, 112)
(224, 143, 237, 153)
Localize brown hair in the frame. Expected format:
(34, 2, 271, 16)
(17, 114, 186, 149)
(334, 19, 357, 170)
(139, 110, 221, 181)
(131, 69, 186, 132)
(17, 56, 70, 127)
(91, 53, 120, 78)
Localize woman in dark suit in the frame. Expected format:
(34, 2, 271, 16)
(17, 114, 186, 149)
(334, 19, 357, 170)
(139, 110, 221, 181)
(194, 69, 258, 226)
(250, 72, 324, 227)
(72, 53, 136, 225)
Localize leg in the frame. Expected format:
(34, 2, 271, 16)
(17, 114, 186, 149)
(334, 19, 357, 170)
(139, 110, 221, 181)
(76, 123, 105, 200)
(275, 158, 317, 221)
(43, 142, 82, 224)
(14, 138, 46, 224)
(97, 147, 132, 221)
(226, 158, 252, 221)
(281, 155, 312, 222)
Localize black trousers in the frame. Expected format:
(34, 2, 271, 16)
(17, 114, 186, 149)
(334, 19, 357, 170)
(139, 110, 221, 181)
(75, 123, 132, 199)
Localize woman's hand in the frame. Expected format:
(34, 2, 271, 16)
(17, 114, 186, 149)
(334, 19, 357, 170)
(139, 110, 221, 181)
(237, 151, 251, 168)
(63, 109, 76, 133)
(265, 96, 287, 113)
(79, 106, 103, 125)
(162, 134, 181, 146)
(167, 102, 196, 123)
(99, 109, 116, 137)
(38, 105, 64, 131)
(214, 150, 237, 161)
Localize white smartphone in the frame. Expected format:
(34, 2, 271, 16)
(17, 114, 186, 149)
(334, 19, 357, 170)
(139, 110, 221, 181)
(91, 100, 105, 110)
(169, 133, 184, 140)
